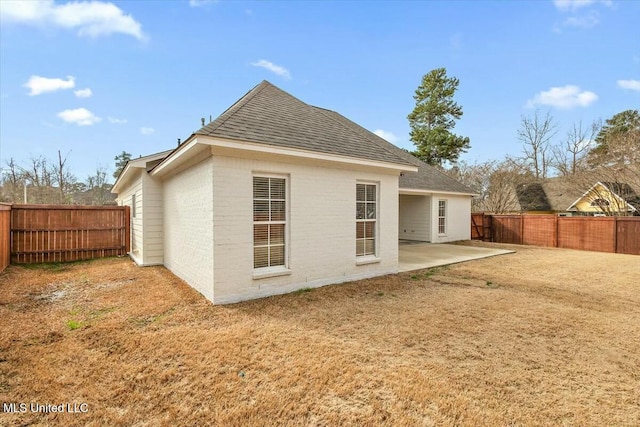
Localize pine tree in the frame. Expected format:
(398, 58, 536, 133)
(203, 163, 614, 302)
(407, 68, 470, 166)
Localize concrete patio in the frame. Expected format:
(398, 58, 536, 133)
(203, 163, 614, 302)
(398, 241, 515, 272)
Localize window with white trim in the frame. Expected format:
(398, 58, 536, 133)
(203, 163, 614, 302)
(438, 200, 447, 235)
(356, 183, 377, 257)
(253, 176, 286, 269)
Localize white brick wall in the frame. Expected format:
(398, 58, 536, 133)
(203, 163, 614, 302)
(210, 154, 400, 304)
(117, 150, 470, 304)
(163, 157, 214, 301)
(399, 194, 431, 241)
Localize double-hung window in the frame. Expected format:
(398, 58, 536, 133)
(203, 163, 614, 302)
(438, 200, 447, 235)
(356, 183, 377, 257)
(253, 176, 286, 269)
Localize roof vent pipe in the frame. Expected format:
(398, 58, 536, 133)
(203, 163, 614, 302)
(201, 117, 205, 126)
(177, 138, 181, 146)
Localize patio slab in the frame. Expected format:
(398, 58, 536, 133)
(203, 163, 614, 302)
(398, 242, 515, 272)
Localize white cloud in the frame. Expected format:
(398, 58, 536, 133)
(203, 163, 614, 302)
(74, 88, 92, 98)
(553, 0, 612, 11)
(553, 0, 612, 30)
(251, 59, 292, 80)
(373, 129, 399, 144)
(23, 75, 75, 96)
(0, 1, 45, 21)
(617, 79, 640, 92)
(563, 12, 599, 28)
(0, 0, 145, 40)
(189, 0, 217, 6)
(108, 116, 127, 124)
(140, 127, 155, 135)
(57, 107, 101, 126)
(527, 85, 598, 109)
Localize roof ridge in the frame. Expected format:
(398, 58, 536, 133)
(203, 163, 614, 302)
(198, 80, 272, 135)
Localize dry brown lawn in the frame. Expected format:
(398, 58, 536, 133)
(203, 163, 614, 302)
(1, 243, 639, 426)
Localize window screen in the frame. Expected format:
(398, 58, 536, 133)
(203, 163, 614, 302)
(253, 177, 286, 268)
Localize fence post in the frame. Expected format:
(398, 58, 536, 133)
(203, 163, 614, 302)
(0, 203, 11, 272)
(520, 215, 524, 245)
(613, 215, 618, 254)
(482, 213, 486, 241)
(488, 214, 493, 242)
(555, 215, 559, 247)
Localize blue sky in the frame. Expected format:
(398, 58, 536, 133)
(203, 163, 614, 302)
(1, 0, 639, 181)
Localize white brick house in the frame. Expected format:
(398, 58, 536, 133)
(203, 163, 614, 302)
(112, 81, 474, 304)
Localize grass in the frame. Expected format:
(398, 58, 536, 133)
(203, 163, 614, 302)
(412, 267, 444, 281)
(20, 257, 103, 272)
(20, 262, 68, 272)
(65, 319, 82, 331)
(0, 245, 639, 426)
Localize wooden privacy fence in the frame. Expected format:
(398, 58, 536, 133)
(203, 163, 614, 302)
(471, 213, 640, 255)
(7, 204, 130, 265)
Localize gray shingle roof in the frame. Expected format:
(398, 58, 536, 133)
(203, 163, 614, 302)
(515, 183, 552, 211)
(196, 81, 412, 167)
(539, 179, 583, 211)
(515, 179, 584, 211)
(196, 80, 473, 195)
(315, 107, 475, 194)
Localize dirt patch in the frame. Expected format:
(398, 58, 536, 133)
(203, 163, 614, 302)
(1, 248, 638, 426)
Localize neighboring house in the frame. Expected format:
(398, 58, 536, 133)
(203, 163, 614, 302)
(566, 181, 639, 216)
(71, 185, 117, 205)
(514, 179, 639, 216)
(112, 81, 474, 304)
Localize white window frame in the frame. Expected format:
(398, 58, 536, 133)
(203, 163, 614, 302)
(131, 193, 137, 218)
(252, 174, 290, 276)
(356, 182, 379, 261)
(438, 199, 447, 235)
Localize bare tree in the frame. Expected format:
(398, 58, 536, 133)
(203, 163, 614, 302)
(447, 159, 531, 213)
(483, 161, 533, 214)
(553, 121, 599, 176)
(517, 110, 559, 179)
(21, 156, 57, 203)
(1, 158, 26, 202)
(53, 150, 77, 204)
(85, 165, 110, 205)
(1, 153, 78, 204)
(446, 160, 495, 212)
